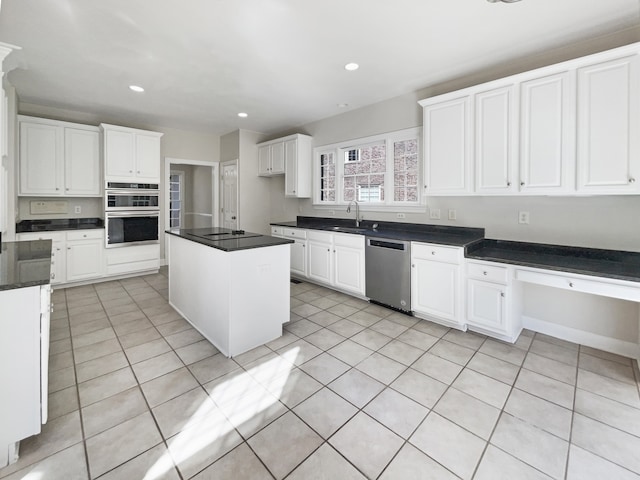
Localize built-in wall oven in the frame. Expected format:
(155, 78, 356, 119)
(105, 182, 160, 248)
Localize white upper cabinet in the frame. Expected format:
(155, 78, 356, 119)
(19, 116, 100, 196)
(519, 71, 575, 194)
(419, 42, 640, 196)
(258, 133, 312, 198)
(576, 53, 640, 194)
(474, 84, 517, 194)
(421, 96, 472, 195)
(102, 124, 163, 183)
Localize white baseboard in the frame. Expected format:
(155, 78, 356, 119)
(522, 315, 639, 360)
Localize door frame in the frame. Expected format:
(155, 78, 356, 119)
(164, 157, 219, 266)
(220, 159, 239, 230)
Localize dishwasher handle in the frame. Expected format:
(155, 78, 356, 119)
(367, 238, 408, 251)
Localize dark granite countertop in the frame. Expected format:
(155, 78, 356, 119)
(17, 218, 104, 233)
(271, 216, 485, 247)
(166, 227, 293, 252)
(466, 239, 640, 283)
(0, 240, 52, 291)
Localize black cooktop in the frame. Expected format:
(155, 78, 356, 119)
(185, 227, 262, 241)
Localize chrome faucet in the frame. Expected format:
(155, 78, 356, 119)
(346, 200, 362, 227)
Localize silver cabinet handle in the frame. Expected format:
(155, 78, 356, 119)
(327, 248, 330, 252)
(129, 170, 133, 173)
(431, 251, 436, 255)
(630, 178, 636, 184)
(520, 181, 525, 186)
(569, 282, 574, 288)
(507, 182, 511, 187)
(483, 271, 488, 276)
(411, 264, 415, 268)
(500, 292, 505, 297)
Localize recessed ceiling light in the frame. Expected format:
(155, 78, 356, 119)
(337, 103, 349, 108)
(237, 112, 248, 118)
(344, 63, 359, 71)
(129, 85, 144, 93)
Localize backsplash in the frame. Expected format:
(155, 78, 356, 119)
(18, 197, 103, 220)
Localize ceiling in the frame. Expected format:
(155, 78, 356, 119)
(0, 0, 638, 136)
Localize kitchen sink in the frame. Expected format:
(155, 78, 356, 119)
(330, 226, 369, 234)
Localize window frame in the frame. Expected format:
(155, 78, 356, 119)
(313, 127, 424, 212)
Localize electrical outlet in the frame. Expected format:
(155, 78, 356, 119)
(430, 208, 441, 220)
(519, 211, 530, 224)
(448, 209, 457, 220)
(74, 205, 81, 214)
(396, 213, 406, 219)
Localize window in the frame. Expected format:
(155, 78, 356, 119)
(314, 127, 421, 209)
(169, 172, 183, 228)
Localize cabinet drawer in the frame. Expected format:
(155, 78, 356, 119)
(66, 229, 103, 241)
(271, 226, 284, 236)
(412, 242, 461, 264)
(334, 232, 364, 249)
(308, 230, 332, 243)
(17, 231, 65, 242)
(467, 261, 508, 284)
(283, 228, 306, 239)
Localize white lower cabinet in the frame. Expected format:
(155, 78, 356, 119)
(465, 260, 521, 342)
(411, 242, 465, 329)
(0, 284, 50, 468)
(66, 231, 103, 282)
(105, 244, 160, 276)
(285, 228, 365, 297)
(16, 230, 105, 285)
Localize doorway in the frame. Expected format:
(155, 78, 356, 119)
(221, 160, 239, 230)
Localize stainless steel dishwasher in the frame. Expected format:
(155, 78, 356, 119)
(365, 237, 411, 312)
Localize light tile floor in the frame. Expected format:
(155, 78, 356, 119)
(2, 269, 640, 479)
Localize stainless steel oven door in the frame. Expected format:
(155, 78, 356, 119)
(105, 211, 160, 248)
(105, 190, 160, 211)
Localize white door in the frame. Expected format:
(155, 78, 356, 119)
(66, 240, 103, 282)
(577, 54, 640, 193)
(467, 279, 505, 333)
(64, 128, 100, 195)
(520, 71, 575, 193)
(221, 161, 239, 230)
(423, 96, 472, 194)
(475, 85, 516, 194)
(135, 134, 161, 181)
(19, 122, 63, 195)
(411, 258, 458, 322)
(307, 240, 332, 284)
(284, 139, 297, 196)
(104, 129, 135, 179)
(334, 244, 364, 295)
(258, 145, 271, 176)
(290, 239, 307, 277)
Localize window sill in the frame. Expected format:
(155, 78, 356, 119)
(312, 204, 427, 214)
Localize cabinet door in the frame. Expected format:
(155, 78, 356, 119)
(334, 244, 365, 296)
(307, 240, 332, 284)
(475, 85, 516, 194)
(258, 145, 271, 176)
(19, 122, 63, 195)
(50, 241, 66, 285)
(104, 129, 135, 179)
(64, 128, 100, 195)
(520, 72, 575, 193)
(290, 239, 307, 277)
(284, 139, 298, 196)
(270, 142, 285, 174)
(577, 54, 640, 193)
(467, 279, 505, 333)
(411, 258, 459, 322)
(135, 134, 161, 182)
(66, 239, 103, 282)
(423, 96, 472, 194)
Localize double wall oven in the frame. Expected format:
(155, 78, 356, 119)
(105, 182, 160, 248)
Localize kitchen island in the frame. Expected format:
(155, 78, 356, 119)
(165, 228, 293, 357)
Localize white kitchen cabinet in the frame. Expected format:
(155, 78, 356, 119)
(258, 134, 312, 198)
(475, 84, 517, 194)
(19, 116, 100, 196)
(17, 230, 104, 284)
(0, 284, 50, 468)
(105, 244, 160, 276)
(102, 124, 163, 183)
(411, 242, 464, 329)
(519, 71, 575, 194)
(576, 53, 640, 194)
(258, 143, 284, 176)
(421, 95, 472, 195)
(465, 260, 521, 342)
(271, 227, 308, 278)
(333, 233, 365, 296)
(306, 230, 366, 296)
(66, 230, 103, 282)
(307, 231, 333, 285)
